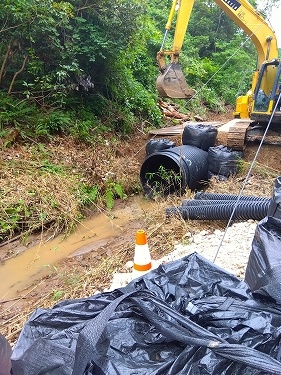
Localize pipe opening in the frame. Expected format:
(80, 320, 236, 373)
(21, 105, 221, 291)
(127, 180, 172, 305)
(140, 154, 186, 196)
(140, 146, 208, 198)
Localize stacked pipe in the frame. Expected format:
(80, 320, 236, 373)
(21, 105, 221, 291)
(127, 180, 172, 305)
(166, 193, 271, 221)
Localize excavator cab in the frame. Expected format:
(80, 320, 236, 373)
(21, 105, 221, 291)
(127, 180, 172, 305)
(251, 59, 281, 124)
(156, 62, 195, 99)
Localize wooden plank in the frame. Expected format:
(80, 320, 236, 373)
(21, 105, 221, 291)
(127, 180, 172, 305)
(149, 121, 224, 136)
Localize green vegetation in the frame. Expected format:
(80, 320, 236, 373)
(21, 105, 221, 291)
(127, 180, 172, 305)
(146, 165, 182, 196)
(0, 0, 162, 140)
(0, 138, 138, 243)
(1, 0, 277, 139)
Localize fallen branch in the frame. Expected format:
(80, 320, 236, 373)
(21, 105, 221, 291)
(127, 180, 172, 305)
(0, 296, 26, 304)
(158, 99, 190, 120)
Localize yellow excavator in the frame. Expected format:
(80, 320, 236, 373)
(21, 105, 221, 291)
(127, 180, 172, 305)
(156, 0, 281, 125)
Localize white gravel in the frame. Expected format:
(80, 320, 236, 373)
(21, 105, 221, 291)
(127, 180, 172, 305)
(107, 220, 258, 291)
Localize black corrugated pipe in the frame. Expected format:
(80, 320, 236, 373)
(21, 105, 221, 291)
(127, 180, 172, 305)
(182, 198, 271, 207)
(194, 192, 270, 201)
(140, 146, 208, 197)
(166, 200, 269, 221)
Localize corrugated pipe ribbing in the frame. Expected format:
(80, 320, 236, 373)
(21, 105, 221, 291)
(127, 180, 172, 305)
(166, 200, 269, 221)
(194, 192, 270, 201)
(182, 198, 271, 207)
(140, 146, 208, 197)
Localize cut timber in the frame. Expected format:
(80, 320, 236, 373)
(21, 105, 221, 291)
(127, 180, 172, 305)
(216, 119, 252, 150)
(149, 121, 223, 136)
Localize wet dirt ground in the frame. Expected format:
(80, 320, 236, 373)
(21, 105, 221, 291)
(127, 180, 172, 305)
(0, 196, 152, 301)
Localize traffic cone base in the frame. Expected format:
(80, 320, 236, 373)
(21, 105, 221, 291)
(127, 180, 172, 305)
(133, 230, 152, 272)
(133, 261, 152, 271)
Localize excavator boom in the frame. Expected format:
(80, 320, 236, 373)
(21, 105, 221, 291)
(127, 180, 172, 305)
(156, 0, 195, 98)
(157, 0, 279, 110)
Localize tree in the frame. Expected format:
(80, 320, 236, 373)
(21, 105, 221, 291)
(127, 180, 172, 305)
(0, 0, 162, 134)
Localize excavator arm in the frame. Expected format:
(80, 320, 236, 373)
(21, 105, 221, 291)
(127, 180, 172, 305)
(157, 0, 279, 113)
(213, 0, 278, 66)
(156, 0, 195, 98)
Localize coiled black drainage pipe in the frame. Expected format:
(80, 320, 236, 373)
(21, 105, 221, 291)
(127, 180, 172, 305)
(182, 198, 271, 207)
(166, 200, 269, 221)
(140, 145, 208, 197)
(194, 192, 270, 202)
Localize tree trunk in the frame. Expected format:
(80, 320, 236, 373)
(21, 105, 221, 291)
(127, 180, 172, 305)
(8, 55, 28, 95)
(0, 44, 11, 85)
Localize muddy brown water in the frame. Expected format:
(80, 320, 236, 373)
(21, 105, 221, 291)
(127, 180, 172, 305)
(0, 196, 150, 302)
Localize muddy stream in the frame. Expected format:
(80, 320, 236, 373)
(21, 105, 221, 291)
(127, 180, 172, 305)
(0, 196, 150, 302)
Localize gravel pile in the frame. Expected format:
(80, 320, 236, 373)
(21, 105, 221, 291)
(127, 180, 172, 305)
(108, 219, 258, 291)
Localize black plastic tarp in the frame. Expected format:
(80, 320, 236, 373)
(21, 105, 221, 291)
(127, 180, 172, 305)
(11, 253, 281, 375)
(267, 176, 281, 219)
(245, 216, 281, 304)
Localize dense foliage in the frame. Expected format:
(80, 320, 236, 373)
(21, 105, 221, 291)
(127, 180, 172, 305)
(0, 0, 162, 138)
(0, 0, 280, 138)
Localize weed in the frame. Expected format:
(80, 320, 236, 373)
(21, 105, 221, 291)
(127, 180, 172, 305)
(78, 181, 127, 210)
(0, 94, 38, 128)
(79, 184, 99, 206)
(40, 160, 64, 174)
(105, 182, 127, 210)
(145, 165, 182, 197)
(236, 157, 247, 174)
(30, 143, 52, 159)
(0, 159, 82, 241)
(0, 200, 31, 240)
(35, 111, 72, 137)
(63, 272, 81, 286)
(52, 290, 65, 301)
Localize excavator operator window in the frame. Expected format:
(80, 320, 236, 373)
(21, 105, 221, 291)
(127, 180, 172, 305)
(254, 89, 270, 112)
(253, 60, 281, 113)
(272, 65, 281, 111)
(274, 84, 281, 110)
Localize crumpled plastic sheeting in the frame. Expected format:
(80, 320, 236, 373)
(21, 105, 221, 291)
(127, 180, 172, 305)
(267, 176, 281, 219)
(182, 123, 217, 151)
(245, 216, 281, 304)
(11, 253, 281, 375)
(208, 145, 243, 179)
(145, 138, 176, 157)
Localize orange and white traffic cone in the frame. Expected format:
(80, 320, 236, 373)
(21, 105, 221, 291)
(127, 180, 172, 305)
(133, 229, 152, 273)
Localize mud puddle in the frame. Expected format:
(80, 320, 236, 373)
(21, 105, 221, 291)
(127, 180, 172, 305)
(0, 196, 149, 302)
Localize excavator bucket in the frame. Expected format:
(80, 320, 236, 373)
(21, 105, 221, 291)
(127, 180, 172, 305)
(156, 63, 195, 98)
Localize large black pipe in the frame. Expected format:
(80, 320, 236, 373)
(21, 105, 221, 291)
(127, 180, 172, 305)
(166, 200, 269, 221)
(140, 145, 208, 197)
(182, 198, 271, 207)
(194, 192, 270, 202)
